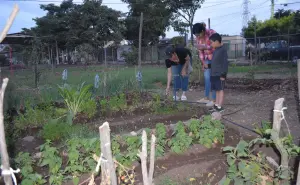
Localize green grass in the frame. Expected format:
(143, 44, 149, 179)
(4, 65, 167, 104)
(3, 64, 296, 106)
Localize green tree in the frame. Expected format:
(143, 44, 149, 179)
(169, 0, 205, 46)
(121, 0, 173, 47)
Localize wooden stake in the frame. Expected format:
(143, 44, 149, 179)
(271, 98, 289, 184)
(99, 122, 117, 185)
(298, 59, 300, 102)
(0, 78, 13, 185)
(138, 12, 143, 70)
(148, 134, 156, 184)
(0, 4, 19, 43)
(139, 130, 149, 185)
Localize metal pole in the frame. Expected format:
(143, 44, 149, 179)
(208, 18, 211, 29)
(138, 12, 143, 70)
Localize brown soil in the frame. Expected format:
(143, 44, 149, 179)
(11, 78, 299, 185)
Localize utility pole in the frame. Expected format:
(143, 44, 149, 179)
(254, 22, 257, 65)
(138, 12, 143, 70)
(208, 18, 211, 29)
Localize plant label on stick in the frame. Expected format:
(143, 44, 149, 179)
(94, 74, 100, 89)
(62, 69, 68, 81)
(136, 71, 142, 82)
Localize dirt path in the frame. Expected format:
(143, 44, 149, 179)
(186, 78, 300, 141)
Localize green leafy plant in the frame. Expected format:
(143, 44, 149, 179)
(15, 152, 46, 185)
(100, 93, 127, 114)
(199, 116, 224, 148)
(221, 140, 271, 185)
(188, 119, 201, 141)
(58, 82, 93, 124)
(168, 122, 192, 154)
(39, 140, 63, 185)
(15, 101, 53, 130)
(254, 120, 272, 138)
(155, 123, 167, 157)
(80, 98, 97, 118)
(65, 139, 85, 175)
(198, 115, 224, 148)
(41, 120, 70, 141)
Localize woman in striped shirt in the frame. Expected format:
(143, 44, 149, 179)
(193, 22, 217, 107)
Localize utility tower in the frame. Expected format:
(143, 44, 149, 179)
(242, 0, 249, 28)
(271, 0, 275, 18)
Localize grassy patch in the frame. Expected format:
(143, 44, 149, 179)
(41, 120, 97, 141)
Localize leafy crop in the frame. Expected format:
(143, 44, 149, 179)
(58, 82, 93, 124)
(15, 152, 46, 185)
(155, 123, 167, 157)
(221, 140, 271, 185)
(198, 116, 224, 148)
(39, 140, 63, 185)
(168, 122, 192, 154)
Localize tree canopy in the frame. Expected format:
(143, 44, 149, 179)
(120, 0, 173, 46)
(23, 0, 124, 50)
(242, 9, 300, 44)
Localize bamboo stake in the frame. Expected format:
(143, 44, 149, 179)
(0, 78, 13, 185)
(139, 130, 149, 185)
(0, 4, 19, 43)
(148, 134, 156, 184)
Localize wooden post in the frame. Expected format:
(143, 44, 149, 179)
(148, 134, 156, 184)
(0, 78, 13, 185)
(99, 122, 117, 185)
(138, 130, 156, 185)
(140, 130, 149, 185)
(0, 5, 19, 43)
(254, 22, 257, 65)
(138, 12, 143, 70)
(271, 98, 289, 184)
(56, 40, 59, 65)
(298, 59, 300, 102)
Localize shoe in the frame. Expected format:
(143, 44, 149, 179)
(173, 96, 180, 101)
(215, 106, 224, 113)
(181, 95, 187, 101)
(209, 104, 218, 112)
(206, 101, 215, 107)
(197, 98, 210, 103)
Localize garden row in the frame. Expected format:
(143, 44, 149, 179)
(14, 116, 224, 185)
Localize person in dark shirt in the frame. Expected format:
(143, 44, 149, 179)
(165, 46, 192, 101)
(208, 33, 228, 112)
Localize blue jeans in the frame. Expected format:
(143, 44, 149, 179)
(204, 60, 216, 100)
(172, 64, 189, 97)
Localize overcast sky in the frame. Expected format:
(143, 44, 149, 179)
(0, 0, 298, 38)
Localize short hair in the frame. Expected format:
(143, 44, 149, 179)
(165, 45, 175, 58)
(209, 33, 222, 43)
(192, 23, 206, 34)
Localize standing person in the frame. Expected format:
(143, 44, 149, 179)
(192, 22, 216, 106)
(165, 46, 192, 101)
(209, 33, 228, 112)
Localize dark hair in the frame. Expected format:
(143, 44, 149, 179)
(192, 23, 206, 34)
(165, 45, 175, 58)
(209, 33, 222, 43)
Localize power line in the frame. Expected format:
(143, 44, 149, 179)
(3, 0, 244, 10)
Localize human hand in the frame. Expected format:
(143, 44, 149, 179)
(181, 69, 187, 77)
(220, 77, 225, 81)
(203, 64, 208, 69)
(166, 86, 170, 95)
